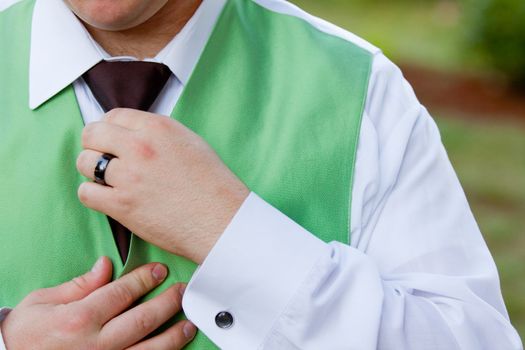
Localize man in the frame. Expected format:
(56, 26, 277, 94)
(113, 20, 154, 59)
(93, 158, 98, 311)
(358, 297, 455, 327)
(0, 0, 522, 349)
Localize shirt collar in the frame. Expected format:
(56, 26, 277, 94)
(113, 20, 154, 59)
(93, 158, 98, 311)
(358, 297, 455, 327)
(29, 0, 226, 110)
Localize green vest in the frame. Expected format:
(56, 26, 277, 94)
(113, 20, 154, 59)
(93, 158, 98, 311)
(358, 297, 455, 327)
(0, 0, 371, 347)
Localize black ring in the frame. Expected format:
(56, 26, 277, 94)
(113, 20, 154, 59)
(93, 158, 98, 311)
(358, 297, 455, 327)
(94, 153, 115, 186)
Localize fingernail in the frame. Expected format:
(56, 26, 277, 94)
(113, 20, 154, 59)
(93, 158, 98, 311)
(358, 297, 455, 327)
(152, 264, 168, 281)
(183, 321, 197, 339)
(179, 284, 186, 297)
(91, 257, 104, 273)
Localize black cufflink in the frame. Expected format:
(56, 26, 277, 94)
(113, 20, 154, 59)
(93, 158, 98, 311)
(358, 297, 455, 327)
(215, 311, 234, 329)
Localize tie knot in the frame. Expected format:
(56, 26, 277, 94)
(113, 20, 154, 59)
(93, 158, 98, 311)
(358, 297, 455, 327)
(82, 61, 172, 112)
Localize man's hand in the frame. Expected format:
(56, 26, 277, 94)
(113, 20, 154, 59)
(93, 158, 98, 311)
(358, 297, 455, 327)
(76, 108, 250, 264)
(0, 257, 196, 350)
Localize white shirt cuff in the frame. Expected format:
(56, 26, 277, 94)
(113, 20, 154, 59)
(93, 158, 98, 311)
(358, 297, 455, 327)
(0, 308, 11, 350)
(182, 192, 329, 349)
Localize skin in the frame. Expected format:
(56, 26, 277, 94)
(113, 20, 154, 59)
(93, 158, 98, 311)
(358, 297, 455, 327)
(0, 0, 251, 348)
(76, 109, 250, 264)
(1, 258, 196, 350)
(65, 0, 203, 59)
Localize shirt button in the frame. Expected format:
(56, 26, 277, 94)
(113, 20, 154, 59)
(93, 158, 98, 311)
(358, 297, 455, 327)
(215, 311, 234, 329)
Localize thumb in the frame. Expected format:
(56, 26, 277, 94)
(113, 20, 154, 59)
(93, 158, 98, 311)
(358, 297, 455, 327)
(34, 257, 113, 305)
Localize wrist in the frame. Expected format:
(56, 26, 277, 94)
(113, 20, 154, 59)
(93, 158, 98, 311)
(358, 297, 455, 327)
(187, 186, 250, 265)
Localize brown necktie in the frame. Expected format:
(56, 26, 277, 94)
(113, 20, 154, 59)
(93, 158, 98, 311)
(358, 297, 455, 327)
(82, 61, 172, 262)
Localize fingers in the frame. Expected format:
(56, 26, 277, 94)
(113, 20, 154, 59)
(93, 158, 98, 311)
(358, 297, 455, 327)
(77, 149, 123, 186)
(104, 108, 184, 136)
(103, 108, 152, 130)
(126, 320, 197, 350)
(82, 121, 133, 156)
(24, 257, 112, 305)
(80, 263, 168, 324)
(99, 284, 185, 349)
(78, 181, 119, 216)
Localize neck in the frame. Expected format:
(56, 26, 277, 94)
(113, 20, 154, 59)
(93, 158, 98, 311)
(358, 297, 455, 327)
(85, 0, 202, 60)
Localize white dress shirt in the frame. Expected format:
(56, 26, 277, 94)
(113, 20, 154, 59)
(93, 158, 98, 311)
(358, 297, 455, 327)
(0, 0, 522, 349)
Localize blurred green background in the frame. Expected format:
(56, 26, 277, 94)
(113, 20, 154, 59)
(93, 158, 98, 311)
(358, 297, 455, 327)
(291, 0, 525, 340)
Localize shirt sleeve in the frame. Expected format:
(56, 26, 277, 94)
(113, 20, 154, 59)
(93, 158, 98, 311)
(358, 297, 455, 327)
(182, 52, 523, 350)
(0, 308, 11, 350)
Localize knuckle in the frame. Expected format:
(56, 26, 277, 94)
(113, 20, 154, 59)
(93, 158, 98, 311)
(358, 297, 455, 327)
(109, 283, 135, 306)
(130, 269, 151, 292)
(133, 309, 157, 333)
(178, 134, 205, 152)
(114, 189, 134, 211)
(105, 108, 124, 121)
(27, 288, 48, 302)
(122, 167, 142, 186)
(62, 308, 93, 333)
(150, 115, 172, 130)
(81, 125, 95, 147)
(193, 138, 209, 154)
(71, 274, 90, 292)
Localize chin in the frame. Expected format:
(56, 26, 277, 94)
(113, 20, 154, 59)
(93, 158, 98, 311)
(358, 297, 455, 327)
(65, 0, 169, 31)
